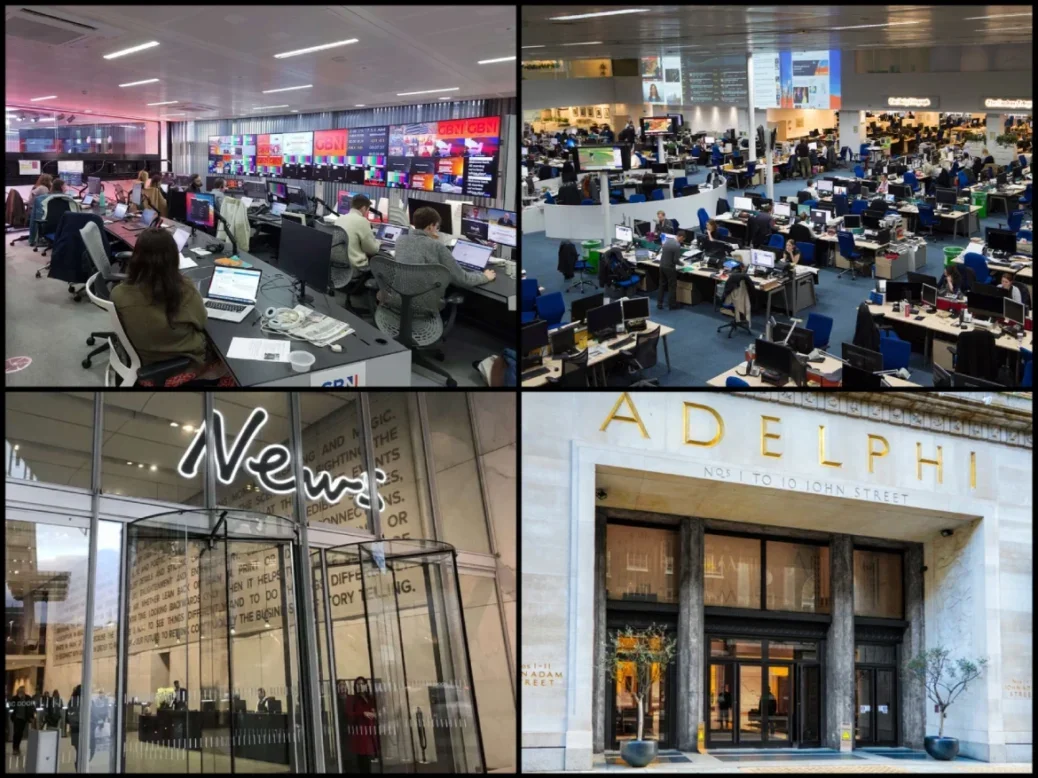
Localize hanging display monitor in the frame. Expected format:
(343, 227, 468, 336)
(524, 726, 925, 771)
(281, 132, 314, 180)
(752, 50, 842, 109)
(388, 115, 501, 198)
(345, 125, 389, 188)
(313, 129, 348, 182)
(207, 135, 257, 176)
(256, 133, 284, 176)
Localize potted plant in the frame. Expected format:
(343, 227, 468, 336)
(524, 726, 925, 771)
(906, 646, 988, 761)
(605, 624, 677, 768)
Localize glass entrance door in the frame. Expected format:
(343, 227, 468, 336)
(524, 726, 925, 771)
(855, 667, 898, 746)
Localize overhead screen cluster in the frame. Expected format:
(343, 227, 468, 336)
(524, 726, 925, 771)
(640, 51, 842, 109)
(207, 115, 501, 198)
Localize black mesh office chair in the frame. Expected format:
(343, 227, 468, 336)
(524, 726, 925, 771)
(547, 348, 589, 387)
(617, 326, 661, 386)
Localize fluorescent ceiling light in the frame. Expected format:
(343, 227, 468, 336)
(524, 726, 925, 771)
(274, 39, 358, 59)
(119, 79, 160, 88)
(252, 104, 289, 109)
(37, 117, 56, 122)
(396, 87, 459, 96)
(103, 41, 159, 60)
(439, 97, 451, 100)
(120, 125, 142, 129)
(549, 9, 650, 20)
(477, 55, 516, 64)
(355, 104, 366, 107)
(30, 95, 57, 102)
(147, 100, 179, 106)
(262, 84, 313, 94)
(521, 45, 545, 49)
(165, 112, 186, 116)
(291, 109, 299, 113)
(830, 21, 923, 30)
(561, 41, 604, 46)
(963, 12, 1032, 20)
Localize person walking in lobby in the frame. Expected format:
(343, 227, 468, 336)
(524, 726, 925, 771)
(10, 686, 35, 755)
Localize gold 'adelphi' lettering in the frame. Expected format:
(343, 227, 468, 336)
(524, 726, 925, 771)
(600, 392, 649, 438)
(683, 402, 725, 447)
(760, 416, 782, 458)
(916, 442, 943, 484)
(867, 434, 889, 473)
(818, 425, 843, 468)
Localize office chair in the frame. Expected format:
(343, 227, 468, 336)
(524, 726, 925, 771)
(879, 333, 911, 372)
(915, 204, 941, 241)
(956, 170, 969, 190)
(672, 176, 688, 194)
(795, 241, 816, 267)
(35, 194, 80, 259)
(581, 198, 595, 205)
(1012, 282, 1031, 308)
(717, 272, 754, 338)
(716, 198, 730, 216)
(1018, 183, 1032, 214)
(520, 277, 539, 324)
(79, 221, 134, 366)
(726, 375, 750, 387)
(768, 234, 785, 249)
(850, 199, 868, 216)
(650, 188, 665, 202)
(367, 255, 466, 387)
(833, 194, 849, 217)
(534, 291, 566, 329)
(717, 227, 730, 238)
(946, 329, 999, 382)
(836, 230, 867, 280)
(962, 253, 991, 285)
(617, 325, 660, 386)
(604, 250, 640, 297)
(628, 193, 647, 203)
(697, 207, 710, 234)
(997, 210, 1024, 235)
(543, 191, 556, 205)
(854, 165, 866, 180)
(566, 244, 597, 293)
(858, 143, 871, 162)
(903, 170, 920, 193)
(547, 348, 589, 388)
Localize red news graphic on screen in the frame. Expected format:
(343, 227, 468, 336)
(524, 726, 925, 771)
(256, 133, 283, 174)
(387, 116, 500, 197)
(313, 129, 348, 162)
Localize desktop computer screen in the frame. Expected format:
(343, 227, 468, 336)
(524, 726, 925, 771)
(796, 204, 811, 217)
(935, 188, 957, 206)
(751, 249, 775, 269)
(586, 301, 623, 336)
(816, 179, 833, 193)
(522, 320, 550, 353)
(267, 181, 288, 200)
(885, 280, 921, 303)
(842, 364, 881, 389)
(889, 184, 910, 199)
(651, 162, 668, 175)
(243, 181, 267, 200)
(131, 183, 142, 207)
(754, 338, 793, 376)
(622, 296, 650, 321)
(287, 186, 309, 209)
(841, 341, 883, 372)
(1004, 297, 1026, 327)
(407, 197, 453, 235)
(862, 212, 883, 230)
(336, 190, 354, 214)
(279, 218, 333, 294)
(967, 291, 1007, 318)
(185, 192, 217, 234)
(572, 292, 604, 322)
(921, 283, 938, 308)
(773, 202, 791, 219)
(996, 171, 1007, 188)
(985, 227, 1016, 255)
(734, 196, 754, 212)
(843, 214, 861, 229)
(807, 142, 817, 151)
(810, 209, 827, 230)
(615, 224, 633, 243)
(87, 176, 101, 195)
(772, 322, 814, 355)
(833, 185, 847, 196)
(704, 136, 715, 145)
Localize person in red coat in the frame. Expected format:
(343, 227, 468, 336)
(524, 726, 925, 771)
(348, 677, 378, 773)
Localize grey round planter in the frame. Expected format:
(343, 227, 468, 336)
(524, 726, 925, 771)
(924, 735, 960, 760)
(620, 739, 658, 768)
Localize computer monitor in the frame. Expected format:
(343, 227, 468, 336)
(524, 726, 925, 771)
(278, 218, 334, 297)
(935, 188, 957, 206)
(622, 296, 650, 321)
(810, 209, 827, 230)
(1003, 297, 1026, 326)
(833, 185, 847, 196)
(772, 323, 814, 355)
(522, 320, 550, 353)
(907, 272, 938, 288)
(244, 181, 267, 200)
(131, 183, 142, 207)
(932, 362, 953, 388)
(651, 162, 668, 175)
(843, 214, 861, 229)
(772, 202, 791, 219)
(286, 185, 309, 210)
(550, 325, 576, 355)
(185, 192, 217, 235)
(615, 224, 633, 243)
(271, 201, 288, 217)
(734, 196, 754, 212)
(889, 184, 910, 199)
(985, 227, 1016, 255)
(407, 197, 453, 235)
(86, 176, 101, 195)
(885, 280, 921, 304)
(842, 363, 882, 389)
(633, 219, 651, 238)
(862, 212, 883, 230)
(996, 171, 1007, 188)
(267, 181, 288, 200)
(884, 193, 896, 203)
(750, 249, 775, 269)
(921, 284, 938, 307)
(842, 342, 884, 372)
(586, 301, 623, 338)
(572, 292, 605, 322)
(967, 291, 1007, 318)
(167, 189, 187, 222)
(754, 338, 793, 376)
(796, 204, 811, 217)
(816, 180, 833, 193)
(705, 136, 715, 144)
(336, 190, 354, 214)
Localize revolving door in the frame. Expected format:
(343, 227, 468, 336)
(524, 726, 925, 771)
(121, 510, 305, 773)
(322, 540, 486, 774)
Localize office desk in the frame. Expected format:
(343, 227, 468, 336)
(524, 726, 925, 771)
(950, 243, 1033, 283)
(708, 356, 920, 388)
(522, 321, 674, 387)
(897, 204, 981, 239)
(965, 183, 1028, 216)
(97, 212, 412, 386)
(137, 710, 202, 749)
(233, 712, 291, 765)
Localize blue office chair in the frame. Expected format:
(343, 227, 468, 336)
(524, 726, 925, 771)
(634, 153, 648, 168)
(711, 148, 723, 167)
(858, 143, 870, 162)
(1019, 154, 1028, 168)
(962, 252, 991, 285)
(650, 188, 665, 202)
(1018, 229, 1033, 243)
(1019, 183, 1033, 212)
(916, 204, 941, 241)
(802, 199, 818, 210)
(716, 198, 730, 216)
(879, 333, 911, 372)
(609, 198, 620, 205)
(796, 241, 816, 267)
(833, 194, 849, 217)
(1020, 347, 1033, 388)
(521, 278, 539, 324)
(673, 176, 688, 194)
(697, 207, 710, 233)
(534, 291, 566, 330)
(742, 161, 757, 190)
(836, 230, 865, 280)
(768, 234, 785, 249)
(610, 188, 623, 200)
(581, 198, 595, 205)
(851, 199, 868, 215)
(671, 218, 680, 231)
(726, 376, 750, 387)
(854, 165, 866, 180)
(543, 191, 556, 205)
(717, 227, 730, 238)
(956, 171, 969, 190)
(805, 312, 833, 350)
(904, 170, 920, 193)
(628, 193, 647, 203)
(998, 210, 1024, 235)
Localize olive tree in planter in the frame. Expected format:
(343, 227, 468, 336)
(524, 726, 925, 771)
(605, 624, 678, 768)
(906, 646, 988, 761)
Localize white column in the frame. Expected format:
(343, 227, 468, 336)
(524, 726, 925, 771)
(746, 52, 756, 164)
(657, 135, 666, 164)
(600, 171, 611, 236)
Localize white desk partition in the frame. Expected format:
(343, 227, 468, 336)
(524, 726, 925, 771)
(542, 182, 727, 242)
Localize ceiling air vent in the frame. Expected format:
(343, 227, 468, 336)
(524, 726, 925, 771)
(4, 7, 100, 46)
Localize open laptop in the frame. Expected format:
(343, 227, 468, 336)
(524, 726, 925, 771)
(270, 201, 288, 217)
(125, 208, 159, 232)
(451, 239, 494, 273)
(377, 223, 406, 249)
(202, 266, 262, 323)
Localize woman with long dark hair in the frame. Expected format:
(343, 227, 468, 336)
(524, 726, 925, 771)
(111, 227, 229, 380)
(348, 676, 378, 773)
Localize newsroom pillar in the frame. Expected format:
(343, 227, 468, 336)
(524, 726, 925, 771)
(592, 511, 607, 753)
(901, 544, 926, 749)
(676, 517, 705, 751)
(825, 534, 854, 750)
(745, 52, 756, 189)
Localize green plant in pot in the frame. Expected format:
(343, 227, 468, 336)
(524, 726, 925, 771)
(906, 646, 988, 761)
(605, 624, 677, 768)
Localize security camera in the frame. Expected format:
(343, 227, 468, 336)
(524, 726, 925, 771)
(940, 529, 954, 537)
(596, 488, 607, 500)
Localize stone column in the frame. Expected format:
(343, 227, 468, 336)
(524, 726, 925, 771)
(592, 511, 607, 753)
(825, 533, 854, 750)
(677, 517, 705, 751)
(901, 544, 926, 748)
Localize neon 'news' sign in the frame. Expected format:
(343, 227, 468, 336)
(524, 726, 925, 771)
(178, 407, 386, 511)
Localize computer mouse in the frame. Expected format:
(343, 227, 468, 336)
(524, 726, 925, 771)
(330, 343, 343, 353)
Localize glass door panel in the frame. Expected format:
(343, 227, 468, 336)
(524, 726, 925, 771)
(876, 669, 896, 744)
(855, 668, 873, 743)
(798, 665, 821, 746)
(738, 665, 763, 743)
(708, 664, 735, 743)
(197, 538, 231, 773)
(766, 666, 791, 742)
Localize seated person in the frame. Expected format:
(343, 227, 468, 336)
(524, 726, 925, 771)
(187, 174, 204, 193)
(875, 174, 889, 194)
(982, 148, 995, 166)
(704, 218, 722, 242)
(473, 348, 517, 387)
(141, 174, 168, 217)
(111, 227, 230, 382)
(999, 272, 1023, 304)
(804, 178, 819, 200)
(788, 217, 814, 245)
(384, 206, 496, 314)
(654, 209, 674, 236)
(782, 238, 802, 265)
(332, 194, 381, 287)
(50, 177, 68, 195)
(210, 177, 226, 213)
(27, 173, 53, 213)
(937, 265, 962, 296)
(639, 172, 658, 198)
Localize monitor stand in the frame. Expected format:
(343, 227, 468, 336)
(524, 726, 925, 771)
(293, 279, 314, 306)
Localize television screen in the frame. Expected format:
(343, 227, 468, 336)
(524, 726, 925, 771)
(207, 135, 257, 176)
(313, 129, 348, 182)
(256, 133, 284, 176)
(577, 146, 623, 171)
(389, 116, 501, 198)
(460, 204, 515, 247)
(641, 117, 673, 135)
(407, 196, 453, 235)
(336, 190, 354, 214)
(282, 132, 314, 179)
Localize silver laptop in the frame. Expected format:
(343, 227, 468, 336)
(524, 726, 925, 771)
(378, 223, 405, 248)
(451, 238, 494, 272)
(202, 266, 262, 323)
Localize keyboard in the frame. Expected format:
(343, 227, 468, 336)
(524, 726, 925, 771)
(610, 336, 636, 350)
(522, 366, 551, 379)
(205, 300, 247, 313)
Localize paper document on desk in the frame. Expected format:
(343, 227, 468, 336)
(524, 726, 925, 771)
(588, 345, 608, 360)
(283, 305, 354, 346)
(227, 337, 291, 363)
(178, 256, 198, 269)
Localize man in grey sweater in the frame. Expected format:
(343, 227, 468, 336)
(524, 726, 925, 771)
(385, 205, 496, 315)
(657, 229, 686, 310)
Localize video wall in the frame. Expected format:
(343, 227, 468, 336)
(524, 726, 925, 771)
(752, 50, 842, 110)
(207, 116, 500, 197)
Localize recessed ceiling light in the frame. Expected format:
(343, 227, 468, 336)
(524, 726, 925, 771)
(103, 41, 160, 59)
(290, 109, 298, 113)
(477, 56, 516, 64)
(126, 461, 133, 466)
(37, 118, 56, 122)
(396, 87, 459, 96)
(830, 21, 923, 30)
(147, 101, 179, 106)
(182, 424, 194, 432)
(549, 9, 650, 20)
(30, 96, 57, 102)
(561, 41, 604, 46)
(137, 463, 144, 468)
(119, 79, 160, 88)
(355, 104, 366, 107)
(169, 422, 179, 427)
(521, 45, 546, 49)
(252, 104, 289, 110)
(262, 84, 313, 94)
(274, 39, 358, 59)
(13, 444, 19, 451)
(439, 97, 451, 100)
(150, 465, 157, 471)
(963, 12, 1032, 20)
